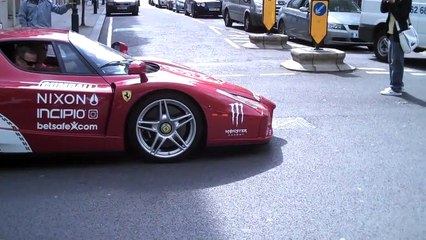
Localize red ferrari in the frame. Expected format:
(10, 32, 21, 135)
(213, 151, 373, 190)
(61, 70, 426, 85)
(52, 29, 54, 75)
(0, 28, 275, 162)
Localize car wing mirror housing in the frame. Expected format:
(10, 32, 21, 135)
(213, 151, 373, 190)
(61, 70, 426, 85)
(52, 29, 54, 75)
(111, 41, 129, 54)
(128, 61, 148, 83)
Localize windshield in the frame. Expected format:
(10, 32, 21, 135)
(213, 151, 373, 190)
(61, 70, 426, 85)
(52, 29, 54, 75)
(329, 0, 360, 13)
(69, 32, 132, 75)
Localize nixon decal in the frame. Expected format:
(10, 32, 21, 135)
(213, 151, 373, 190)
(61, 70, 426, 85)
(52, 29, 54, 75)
(230, 103, 244, 126)
(122, 90, 132, 102)
(37, 93, 99, 106)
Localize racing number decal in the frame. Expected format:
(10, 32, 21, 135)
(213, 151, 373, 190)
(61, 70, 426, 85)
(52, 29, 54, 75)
(0, 113, 32, 153)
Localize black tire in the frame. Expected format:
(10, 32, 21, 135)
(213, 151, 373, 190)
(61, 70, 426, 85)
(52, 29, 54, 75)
(127, 92, 204, 163)
(132, 7, 139, 15)
(374, 29, 389, 62)
(184, 4, 190, 15)
(191, 4, 198, 18)
(224, 9, 233, 27)
(244, 14, 253, 32)
(277, 19, 285, 35)
(106, 10, 111, 16)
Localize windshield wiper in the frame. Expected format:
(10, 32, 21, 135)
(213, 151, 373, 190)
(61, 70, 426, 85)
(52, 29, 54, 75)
(100, 59, 132, 69)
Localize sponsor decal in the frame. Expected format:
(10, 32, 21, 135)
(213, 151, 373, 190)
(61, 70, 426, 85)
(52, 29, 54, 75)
(225, 103, 247, 136)
(0, 113, 32, 153)
(230, 103, 244, 126)
(122, 90, 132, 102)
(37, 93, 99, 106)
(37, 122, 98, 131)
(88, 109, 99, 120)
(224, 128, 248, 137)
(38, 80, 98, 90)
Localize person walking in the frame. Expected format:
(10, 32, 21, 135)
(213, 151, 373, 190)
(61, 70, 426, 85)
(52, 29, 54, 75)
(18, 0, 73, 28)
(380, 0, 412, 96)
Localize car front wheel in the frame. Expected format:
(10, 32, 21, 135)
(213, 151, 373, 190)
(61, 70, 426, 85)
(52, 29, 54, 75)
(244, 14, 253, 32)
(374, 29, 389, 62)
(224, 9, 233, 27)
(127, 92, 204, 162)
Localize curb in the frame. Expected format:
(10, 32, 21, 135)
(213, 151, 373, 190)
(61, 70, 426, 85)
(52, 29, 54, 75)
(281, 47, 356, 72)
(89, 7, 106, 41)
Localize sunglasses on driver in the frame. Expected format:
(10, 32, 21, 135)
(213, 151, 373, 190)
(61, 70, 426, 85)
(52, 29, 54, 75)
(20, 56, 38, 67)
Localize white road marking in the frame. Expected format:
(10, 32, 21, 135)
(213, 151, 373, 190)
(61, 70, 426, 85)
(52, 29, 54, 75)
(358, 67, 386, 71)
(113, 28, 142, 32)
(260, 73, 295, 76)
(366, 71, 389, 74)
(273, 117, 316, 130)
(190, 18, 205, 24)
(410, 72, 426, 76)
(212, 74, 245, 77)
(225, 38, 241, 49)
(209, 26, 223, 35)
(107, 17, 113, 48)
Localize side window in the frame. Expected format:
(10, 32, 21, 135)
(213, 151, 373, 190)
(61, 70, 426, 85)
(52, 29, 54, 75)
(0, 41, 61, 73)
(289, 0, 304, 8)
(56, 43, 93, 75)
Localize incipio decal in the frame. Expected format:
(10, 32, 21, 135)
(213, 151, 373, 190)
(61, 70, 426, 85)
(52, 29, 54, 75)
(38, 80, 98, 90)
(0, 113, 32, 153)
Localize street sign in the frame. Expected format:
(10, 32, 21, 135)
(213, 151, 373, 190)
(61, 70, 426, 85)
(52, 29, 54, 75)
(263, 0, 276, 32)
(310, 0, 329, 45)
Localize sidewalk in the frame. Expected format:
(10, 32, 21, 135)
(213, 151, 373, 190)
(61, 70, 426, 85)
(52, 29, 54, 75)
(51, 1, 106, 41)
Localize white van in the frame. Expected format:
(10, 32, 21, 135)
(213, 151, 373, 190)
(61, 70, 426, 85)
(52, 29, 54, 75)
(359, 0, 426, 62)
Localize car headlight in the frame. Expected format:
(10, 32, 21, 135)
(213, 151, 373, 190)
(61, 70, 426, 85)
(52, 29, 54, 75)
(328, 23, 345, 30)
(255, 2, 263, 14)
(217, 89, 264, 110)
(197, 2, 205, 6)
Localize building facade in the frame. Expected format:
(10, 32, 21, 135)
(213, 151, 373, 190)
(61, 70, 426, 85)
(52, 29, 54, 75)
(0, 0, 21, 28)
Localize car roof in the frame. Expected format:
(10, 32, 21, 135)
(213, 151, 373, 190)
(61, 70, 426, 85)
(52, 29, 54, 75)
(0, 28, 70, 42)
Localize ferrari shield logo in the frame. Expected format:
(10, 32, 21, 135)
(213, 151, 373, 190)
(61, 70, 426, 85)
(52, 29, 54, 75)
(122, 90, 132, 102)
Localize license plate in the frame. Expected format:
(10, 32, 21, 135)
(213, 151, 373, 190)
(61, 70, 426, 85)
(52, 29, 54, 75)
(209, 8, 220, 11)
(117, 6, 127, 9)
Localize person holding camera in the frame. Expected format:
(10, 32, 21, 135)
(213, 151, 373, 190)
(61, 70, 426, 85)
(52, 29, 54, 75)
(380, 0, 412, 96)
(18, 0, 73, 28)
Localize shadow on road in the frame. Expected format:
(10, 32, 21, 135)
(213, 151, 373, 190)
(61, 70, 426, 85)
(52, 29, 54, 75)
(0, 137, 287, 192)
(398, 92, 426, 107)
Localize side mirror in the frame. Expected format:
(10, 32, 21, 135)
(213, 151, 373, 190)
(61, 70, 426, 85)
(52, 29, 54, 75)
(299, 6, 309, 12)
(111, 41, 129, 54)
(128, 61, 148, 83)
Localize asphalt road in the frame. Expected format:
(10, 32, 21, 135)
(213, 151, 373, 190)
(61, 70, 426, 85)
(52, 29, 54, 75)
(1, 2, 425, 239)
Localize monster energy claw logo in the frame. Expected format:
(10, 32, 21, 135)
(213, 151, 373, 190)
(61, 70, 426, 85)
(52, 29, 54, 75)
(230, 103, 244, 126)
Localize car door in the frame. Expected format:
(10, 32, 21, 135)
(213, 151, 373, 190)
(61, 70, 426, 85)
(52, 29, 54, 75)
(285, 0, 305, 37)
(297, 0, 310, 41)
(411, 0, 426, 48)
(0, 40, 113, 153)
(235, 0, 251, 23)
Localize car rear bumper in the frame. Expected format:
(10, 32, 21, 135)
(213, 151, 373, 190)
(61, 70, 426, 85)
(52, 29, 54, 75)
(107, 3, 138, 13)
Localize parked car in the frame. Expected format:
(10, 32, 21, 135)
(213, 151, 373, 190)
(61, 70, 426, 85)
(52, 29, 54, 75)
(276, 0, 367, 46)
(359, 0, 426, 62)
(106, 0, 139, 16)
(152, 0, 168, 8)
(184, 0, 222, 18)
(173, 0, 186, 12)
(0, 28, 276, 163)
(222, 0, 287, 32)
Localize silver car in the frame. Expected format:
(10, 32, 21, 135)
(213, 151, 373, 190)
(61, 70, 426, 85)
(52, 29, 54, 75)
(276, 0, 367, 46)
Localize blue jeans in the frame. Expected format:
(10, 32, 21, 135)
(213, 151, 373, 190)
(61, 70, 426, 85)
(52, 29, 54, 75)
(388, 37, 404, 92)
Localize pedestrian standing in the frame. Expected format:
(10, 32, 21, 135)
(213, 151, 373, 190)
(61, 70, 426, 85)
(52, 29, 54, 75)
(380, 0, 412, 96)
(18, 0, 73, 28)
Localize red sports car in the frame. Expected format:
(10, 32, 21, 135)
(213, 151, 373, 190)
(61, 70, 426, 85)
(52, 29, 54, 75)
(0, 28, 275, 162)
